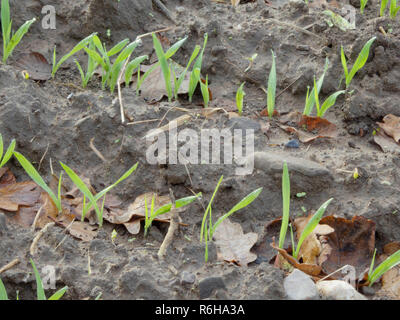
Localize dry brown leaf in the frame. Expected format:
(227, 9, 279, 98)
(319, 215, 375, 275)
(298, 115, 337, 136)
(213, 218, 258, 266)
(0, 181, 41, 212)
(14, 52, 51, 81)
(294, 215, 334, 265)
(68, 221, 98, 242)
(373, 130, 400, 154)
(377, 114, 400, 143)
(0, 167, 16, 187)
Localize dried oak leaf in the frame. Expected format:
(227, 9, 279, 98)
(0, 181, 41, 212)
(293, 215, 334, 265)
(377, 114, 400, 143)
(0, 167, 16, 187)
(373, 129, 400, 154)
(213, 218, 258, 266)
(14, 52, 51, 80)
(55, 213, 97, 242)
(298, 115, 337, 137)
(319, 215, 375, 275)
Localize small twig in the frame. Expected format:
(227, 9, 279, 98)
(89, 138, 107, 163)
(31, 203, 45, 232)
(158, 188, 181, 258)
(267, 19, 325, 42)
(276, 75, 302, 99)
(38, 142, 49, 171)
(55, 218, 76, 250)
(127, 119, 160, 126)
(0, 258, 20, 274)
(152, 0, 176, 23)
(30, 222, 55, 256)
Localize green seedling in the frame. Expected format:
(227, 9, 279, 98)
(0, 134, 15, 168)
(1, 0, 36, 64)
(60, 162, 138, 227)
(303, 58, 329, 116)
(368, 248, 400, 286)
(244, 53, 258, 72)
(124, 54, 148, 86)
(380, 0, 390, 16)
(52, 33, 96, 77)
(200, 175, 263, 262)
(111, 229, 118, 244)
(267, 50, 277, 119)
(236, 82, 246, 116)
(30, 259, 68, 300)
(293, 198, 333, 259)
(279, 162, 290, 249)
(75, 39, 98, 88)
(173, 45, 200, 100)
(144, 192, 202, 236)
(188, 33, 208, 103)
(360, 0, 368, 13)
(152, 33, 173, 101)
(0, 277, 7, 300)
(312, 77, 345, 117)
(13, 151, 63, 213)
(341, 37, 376, 89)
(390, 0, 400, 17)
(197, 70, 210, 108)
(136, 37, 187, 95)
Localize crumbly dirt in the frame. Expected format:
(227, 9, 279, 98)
(0, 0, 400, 300)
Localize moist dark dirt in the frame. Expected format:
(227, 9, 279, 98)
(0, 0, 400, 300)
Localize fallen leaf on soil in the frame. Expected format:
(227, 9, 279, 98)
(374, 130, 400, 154)
(279, 124, 335, 143)
(213, 218, 258, 266)
(0, 181, 41, 212)
(271, 242, 322, 276)
(137, 61, 192, 102)
(259, 109, 280, 118)
(293, 215, 334, 265)
(298, 115, 337, 136)
(14, 52, 51, 80)
(0, 167, 16, 187)
(377, 114, 400, 143)
(318, 215, 375, 275)
(54, 213, 98, 242)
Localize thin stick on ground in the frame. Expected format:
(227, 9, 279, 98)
(158, 188, 181, 258)
(30, 222, 55, 256)
(0, 258, 20, 274)
(89, 138, 107, 163)
(31, 203, 45, 232)
(152, 0, 176, 23)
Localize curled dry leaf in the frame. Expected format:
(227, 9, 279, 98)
(319, 215, 376, 275)
(298, 115, 337, 136)
(373, 130, 400, 154)
(14, 52, 51, 81)
(0, 167, 16, 187)
(55, 213, 97, 242)
(377, 114, 400, 143)
(293, 215, 334, 265)
(213, 218, 258, 266)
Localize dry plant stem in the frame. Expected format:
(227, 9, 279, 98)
(276, 75, 302, 99)
(55, 218, 76, 250)
(127, 119, 160, 125)
(38, 142, 49, 171)
(89, 138, 107, 163)
(30, 222, 55, 256)
(31, 203, 45, 232)
(267, 19, 325, 42)
(158, 188, 181, 258)
(152, 0, 176, 23)
(0, 258, 20, 274)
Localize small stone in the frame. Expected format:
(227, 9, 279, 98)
(360, 286, 375, 296)
(284, 269, 319, 300)
(316, 280, 368, 300)
(181, 271, 196, 285)
(199, 277, 226, 299)
(285, 139, 300, 148)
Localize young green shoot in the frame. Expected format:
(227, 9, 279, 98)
(380, 0, 390, 16)
(236, 82, 246, 116)
(198, 72, 210, 108)
(303, 58, 329, 116)
(0, 277, 7, 300)
(136, 37, 187, 95)
(0, 134, 15, 168)
(173, 45, 200, 100)
(313, 77, 345, 118)
(13, 151, 63, 213)
(189, 33, 208, 103)
(144, 192, 202, 236)
(75, 39, 98, 88)
(279, 162, 290, 249)
(152, 33, 173, 101)
(30, 259, 68, 300)
(390, 0, 400, 17)
(368, 249, 400, 286)
(360, 0, 368, 13)
(267, 50, 277, 119)
(200, 175, 263, 262)
(1, 0, 36, 64)
(293, 198, 333, 259)
(341, 37, 376, 89)
(52, 33, 97, 77)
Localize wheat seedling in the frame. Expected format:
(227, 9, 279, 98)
(267, 50, 277, 119)
(188, 33, 208, 103)
(1, 0, 36, 64)
(368, 248, 400, 286)
(312, 77, 345, 118)
(236, 82, 246, 116)
(0, 134, 15, 168)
